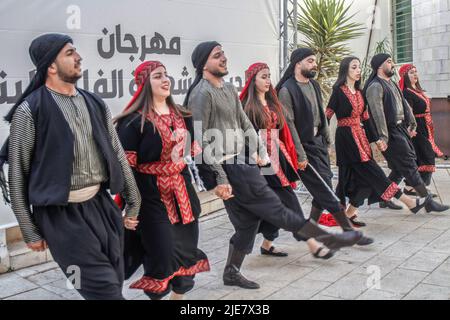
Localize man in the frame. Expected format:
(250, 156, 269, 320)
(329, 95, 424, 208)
(5, 33, 141, 299)
(185, 41, 363, 290)
(276, 48, 373, 244)
(364, 53, 448, 213)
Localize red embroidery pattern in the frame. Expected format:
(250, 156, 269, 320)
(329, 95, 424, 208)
(408, 89, 444, 157)
(191, 140, 202, 157)
(339, 86, 372, 162)
(418, 165, 436, 172)
(262, 106, 295, 187)
(126, 109, 195, 225)
(130, 259, 210, 293)
(125, 151, 137, 168)
(381, 182, 400, 201)
(325, 107, 335, 120)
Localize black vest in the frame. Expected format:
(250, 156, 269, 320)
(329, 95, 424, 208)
(282, 78, 327, 143)
(369, 77, 414, 129)
(24, 86, 124, 206)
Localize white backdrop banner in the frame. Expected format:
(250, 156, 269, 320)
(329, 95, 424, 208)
(0, 0, 279, 224)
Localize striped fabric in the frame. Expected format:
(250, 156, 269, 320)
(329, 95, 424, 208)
(8, 89, 141, 243)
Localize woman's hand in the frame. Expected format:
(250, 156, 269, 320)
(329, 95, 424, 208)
(375, 140, 387, 152)
(124, 216, 139, 230)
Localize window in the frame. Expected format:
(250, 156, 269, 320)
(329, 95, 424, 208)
(393, 0, 413, 63)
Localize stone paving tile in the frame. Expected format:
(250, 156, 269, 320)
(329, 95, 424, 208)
(354, 254, 408, 278)
(400, 250, 449, 272)
(0, 273, 38, 299)
(303, 259, 358, 282)
(379, 268, 429, 295)
(356, 289, 404, 300)
(26, 268, 66, 287)
(2, 169, 450, 300)
(422, 258, 450, 287)
(403, 283, 450, 300)
(266, 279, 332, 300)
(4, 288, 64, 300)
(319, 272, 371, 299)
(13, 261, 59, 278)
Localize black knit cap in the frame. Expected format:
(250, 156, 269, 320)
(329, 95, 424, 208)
(275, 47, 315, 92)
(370, 53, 391, 71)
(183, 41, 221, 106)
(362, 53, 392, 96)
(4, 33, 73, 122)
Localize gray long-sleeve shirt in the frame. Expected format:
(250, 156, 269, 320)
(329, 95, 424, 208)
(366, 80, 417, 144)
(8, 88, 141, 243)
(187, 79, 268, 186)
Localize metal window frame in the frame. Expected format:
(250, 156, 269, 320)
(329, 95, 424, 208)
(393, 0, 413, 63)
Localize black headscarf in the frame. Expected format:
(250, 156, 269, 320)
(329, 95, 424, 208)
(183, 41, 221, 106)
(275, 47, 315, 92)
(0, 33, 72, 204)
(362, 53, 391, 96)
(4, 33, 73, 122)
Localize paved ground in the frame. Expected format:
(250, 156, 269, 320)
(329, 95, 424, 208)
(1, 167, 450, 300)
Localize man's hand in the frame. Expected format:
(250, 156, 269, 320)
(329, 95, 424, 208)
(408, 129, 417, 138)
(124, 216, 139, 230)
(214, 184, 234, 200)
(27, 240, 48, 252)
(298, 160, 308, 171)
(375, 139, 387, 152)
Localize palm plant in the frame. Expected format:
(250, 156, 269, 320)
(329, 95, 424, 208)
(296, 0, 365, 99)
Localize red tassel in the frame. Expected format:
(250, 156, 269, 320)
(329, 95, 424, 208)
(114, 194, 124, 210)
(318, 213, 338, 227)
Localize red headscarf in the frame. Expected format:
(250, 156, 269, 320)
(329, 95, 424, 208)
(122, 60, 165, 112)
(114, 61, 164, 209)
(398, 63, 415, 91)
(240, 62, 299, 175)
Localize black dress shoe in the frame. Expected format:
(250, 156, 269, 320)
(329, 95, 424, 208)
(260, 246, 288, 257)
(379, 200, 403, 210)
(425, 199, 450, 213)
(223, 266, 260, 289)
(356, 236, 374, 246)
(312, 247, 335, 260)
(349, 215, 366, 227)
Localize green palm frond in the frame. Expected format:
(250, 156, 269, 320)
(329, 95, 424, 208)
(296, 0, 364, 100)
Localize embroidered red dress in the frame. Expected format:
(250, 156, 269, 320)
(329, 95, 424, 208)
(250, 105, 305, 241)
(326, 86, 401, 208)
(403, 88, 443, 182)
(116, 108, 209, 299)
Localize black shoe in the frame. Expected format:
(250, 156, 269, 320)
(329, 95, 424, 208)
(349, 215, 366, 227)
(223, 266, 260, 289)
(379, 200, 403, 210)
(297, 221, 363, 250)
(356, 236, 374, 246)
(425, 199, 450, 213)
(312, 247, 335, 260)
(410, 196, 430, 214)
(260, 246, 288, 257)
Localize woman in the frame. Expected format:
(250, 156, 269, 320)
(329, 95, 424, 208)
(326, 57, 429, 222)
(114, 61, 210, 300)
(240, 62, 336, 259)
(399, 64, 444, 195)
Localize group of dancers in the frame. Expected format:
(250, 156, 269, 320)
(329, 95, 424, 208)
(2, 33, 448, 300)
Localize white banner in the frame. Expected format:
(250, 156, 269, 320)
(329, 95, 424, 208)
(0, 0, 280, 224)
